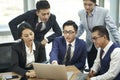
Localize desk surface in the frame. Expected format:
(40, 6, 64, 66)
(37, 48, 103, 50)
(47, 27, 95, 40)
(0, 66, 80, 80)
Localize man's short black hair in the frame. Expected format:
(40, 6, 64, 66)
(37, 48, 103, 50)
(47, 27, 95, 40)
(92, 25, 110, 40)
(36, 0, 50, 10)
(63, 20, 78, 31)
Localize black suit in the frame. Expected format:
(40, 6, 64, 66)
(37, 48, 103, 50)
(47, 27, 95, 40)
(11, 40, 46, 76)
(9, 9, 62, 42)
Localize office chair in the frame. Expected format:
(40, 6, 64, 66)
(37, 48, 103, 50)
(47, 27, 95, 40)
(0, 42, 16, 73)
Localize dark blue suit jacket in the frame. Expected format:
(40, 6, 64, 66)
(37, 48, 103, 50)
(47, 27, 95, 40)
(9, 9, 62, 42)
(50, 36, 87, 70)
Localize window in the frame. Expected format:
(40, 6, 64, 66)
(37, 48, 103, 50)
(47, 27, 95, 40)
(0, 0, 23, 31)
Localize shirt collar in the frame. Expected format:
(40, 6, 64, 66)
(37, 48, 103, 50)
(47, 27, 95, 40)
(25, 42, 36, 51)
(38, 17, 42, 23)
(86, 6, 96, 16)
(103, 41, 113, 53)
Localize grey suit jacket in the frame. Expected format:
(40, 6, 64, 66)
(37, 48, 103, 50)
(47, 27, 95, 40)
(77, 6, 120, 51)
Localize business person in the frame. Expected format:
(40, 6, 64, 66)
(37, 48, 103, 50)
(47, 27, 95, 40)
(11, 22, 46, 77)
(77, 0, 120, 69)
(86, 26, 120, 80)
(50, 20, 87, 70)
(9, 0, 62, 46)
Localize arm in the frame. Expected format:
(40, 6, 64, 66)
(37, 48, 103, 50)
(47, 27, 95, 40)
(91, 48, 120, 80)
(46, 15, 62, 43)
(11, 45, 27, 76)
(8, 11, 30, 40)
(77, 23, 85, 37)
(77, 11, 85, 38)
(105, 10, 120, 45)
(11, 43, 36, 78)
(36, 42, 47, 62)
(49, 37, 59, 63)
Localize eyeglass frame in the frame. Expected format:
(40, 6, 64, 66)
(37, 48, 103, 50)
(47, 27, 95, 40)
(63, 30, 75, 35)
(92, 36, 103, 41)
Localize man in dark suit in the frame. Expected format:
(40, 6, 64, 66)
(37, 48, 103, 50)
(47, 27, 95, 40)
(9, 0, 62, 46)
(50, 20, 87, 70)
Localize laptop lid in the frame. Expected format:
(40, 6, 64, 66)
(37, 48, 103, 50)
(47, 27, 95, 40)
(33, 63, 68, 80)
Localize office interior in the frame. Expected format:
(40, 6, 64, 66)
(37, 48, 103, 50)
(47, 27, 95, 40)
(0, 0, 120, 73)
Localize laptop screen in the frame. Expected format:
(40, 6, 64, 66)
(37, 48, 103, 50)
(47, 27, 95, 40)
(33, 63, 73, 80)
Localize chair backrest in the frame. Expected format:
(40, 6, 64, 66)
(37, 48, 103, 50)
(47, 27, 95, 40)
(0, 42, 16, 73)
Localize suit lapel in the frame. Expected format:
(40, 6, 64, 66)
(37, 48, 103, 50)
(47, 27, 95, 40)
(20, 41, 27, 64)
(71, 39, 79, 61)
(61, 37, 67, 59)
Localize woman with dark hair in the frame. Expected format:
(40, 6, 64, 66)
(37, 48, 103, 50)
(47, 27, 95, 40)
(11, 22, 46, 77)
(77, 0, 120, 69)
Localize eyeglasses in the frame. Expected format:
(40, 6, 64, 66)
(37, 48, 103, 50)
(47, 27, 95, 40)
(63, 30, 75, 35)
(92, 36, 103, 41)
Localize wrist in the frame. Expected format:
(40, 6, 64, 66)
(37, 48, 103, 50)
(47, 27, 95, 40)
(25, 71, 30, 77)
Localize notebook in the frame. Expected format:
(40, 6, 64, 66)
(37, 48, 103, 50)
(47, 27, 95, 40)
(33, 63, 73, 80)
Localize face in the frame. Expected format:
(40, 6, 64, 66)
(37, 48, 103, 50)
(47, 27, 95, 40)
(36, 8, 50, 22)
(92, 31, 105, 48)
(21, 29, 34, 45)
(63, 25, 77, 43)
(83, 0, 95, 13)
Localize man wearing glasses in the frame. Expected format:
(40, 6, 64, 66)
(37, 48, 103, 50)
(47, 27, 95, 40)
(49, 20, 87, 70)
(87, 25, 120, 80)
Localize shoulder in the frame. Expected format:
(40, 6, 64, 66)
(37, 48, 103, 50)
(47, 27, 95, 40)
(95, 6, 108, 13)
(25, 9, 36, 14)
(54, 36, 64, 41)
(78, 9, 86, 16)
(23, 9, 37, 17)
(76, 38, 86, 45)
(12, 41, 24, 50)
(49, 13, 56, 20)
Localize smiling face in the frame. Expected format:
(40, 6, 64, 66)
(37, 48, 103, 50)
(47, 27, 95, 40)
(63, 25, 77, 43)
(36, 8, 50, 22)
(83, 0, 95, 14)
(21, 29, 34, 45)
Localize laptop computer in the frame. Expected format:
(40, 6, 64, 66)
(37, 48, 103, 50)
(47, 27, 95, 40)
(33, 63, 73, 80)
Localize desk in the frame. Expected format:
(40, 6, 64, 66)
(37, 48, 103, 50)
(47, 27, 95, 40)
(0, 66, 80, 80)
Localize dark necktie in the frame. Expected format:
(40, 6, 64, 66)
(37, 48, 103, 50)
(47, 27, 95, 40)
(35, 22, 42, 31)
(35, 22, 46, 31)
(100, 49, 104, 59)
(65, 44, 72, 66)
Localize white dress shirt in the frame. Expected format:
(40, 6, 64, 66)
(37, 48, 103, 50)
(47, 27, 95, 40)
(25, 42, 36, 67)
(52, 39, 76, 64)
(91, 41, 120, 80)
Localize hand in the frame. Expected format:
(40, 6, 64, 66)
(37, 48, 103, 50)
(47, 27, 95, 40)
(52, 61, 58, 65)
(88, 70, 96, 78)
(25, 70, 36, 78)
(41, 39, 48, 46)
(86, 75, 91, 80)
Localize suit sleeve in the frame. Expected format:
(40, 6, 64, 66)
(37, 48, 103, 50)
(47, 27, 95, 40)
(46, 15, 62, 43)
(77, 11, 85, 38)
(49, 38, 59, 63)
(11, 45, 27, 76)
(8, 11, 30, 40)
(36, 43, 47, 62)
(105, 9, 120, 45)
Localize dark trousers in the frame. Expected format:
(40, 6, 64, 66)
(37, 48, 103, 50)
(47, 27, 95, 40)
(87, 44, 97, 69)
